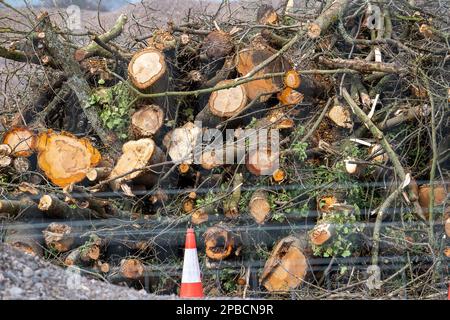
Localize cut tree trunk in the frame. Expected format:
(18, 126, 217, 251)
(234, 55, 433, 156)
(418, 184, 447, 219)
(12, 157, 30, 174)
(182, 192, 197, 213)
(128, 48, 174, 114)
(0, 198, 38, 218)
(4, 222, 43, 256)
(328, 102, 353, 129)
(36, 131, 101, 187)
(259, 235, 309, 292)
(0, 155, 12, 168)
(246, 145, 279, 176)
(201, 31, 234, 61)
(223, 173, 243, 219)
(277, 87, 304, 106)
(204, 225, 236, 261)
(167, 122, 202, 165)
(272, 168, 286, 182)
(107, 138, 165, 191)
(283, 70, 301, 89)
(65, 235, 102, 266)
(309, 222, 335, 246)
(42, 222, 75, 253)
(317, 195, 338, 214)
(119, 258, 145, 279)
(128, 48, 167, 91)
(130, 104, 164, 139)
(249, 190, 271, 224)
(2, 127, 37, 157)
(199, 149, 223, 170)
(236, 44, 289, 102)
(195, 80, 248, 128)
(191, 205, 214, 225)
(38, 194, 104, 219)
(0, 144, 12, 168)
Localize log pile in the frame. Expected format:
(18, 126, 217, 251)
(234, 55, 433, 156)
(0, 1, 448, 299)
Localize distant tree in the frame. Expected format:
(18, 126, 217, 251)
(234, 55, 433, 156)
(41, 0, 113, 11)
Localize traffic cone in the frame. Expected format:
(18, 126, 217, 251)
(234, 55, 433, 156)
(179, 228, 204, 298)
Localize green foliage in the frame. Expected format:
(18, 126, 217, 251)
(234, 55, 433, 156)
(182, 108, 195, 122)
(311, 207, 362, 258)
(196, 191, 218, 213)
(44, 246, 60, 259)
(255, 244, 270, 260)
(271, 211, 286, 223)
(341, 140, 363, 158)
(239, 191, 252, 210)
(246, 117, 258, 129)
(292, 141, 308, 161)
(309, 161, 366, 208)
(268, 188, 310, 221)
(90, 82, 135, 140)
(0, 175, 8, 184)
(219, 268, 237, 293)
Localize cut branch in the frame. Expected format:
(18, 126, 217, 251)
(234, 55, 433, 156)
(74, 14, 128, 61)
(319, 57, 406, 74)
(342, 88, 425, 221)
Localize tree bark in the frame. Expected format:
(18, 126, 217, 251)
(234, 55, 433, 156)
(39, 13, 122, 156)
(307, 0, 351, 39)
(38, 195, 104, 219)
(223, 173, 243, 219)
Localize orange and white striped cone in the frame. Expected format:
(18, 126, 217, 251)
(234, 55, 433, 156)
(179, 228, 204, 298)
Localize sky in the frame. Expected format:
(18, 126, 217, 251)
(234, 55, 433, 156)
(2, 0, 141, 11)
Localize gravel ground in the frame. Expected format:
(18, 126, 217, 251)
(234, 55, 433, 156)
(0, 244, 177, 300)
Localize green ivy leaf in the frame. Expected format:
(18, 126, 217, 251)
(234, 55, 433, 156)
(342, 250, 351, 257)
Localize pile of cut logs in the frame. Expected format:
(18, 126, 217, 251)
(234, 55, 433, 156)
(0, 1, 448, 298)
